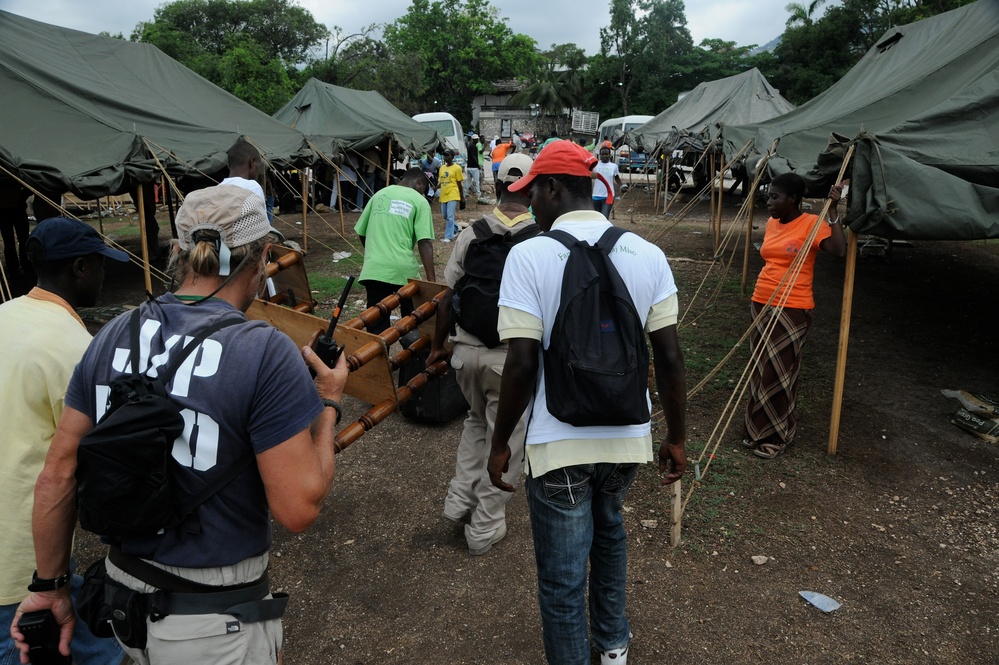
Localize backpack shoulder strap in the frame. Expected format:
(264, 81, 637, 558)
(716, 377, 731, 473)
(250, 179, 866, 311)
(544, 228, 579, 250)
(595, 225, 629, 253)
(158, 317, 244, 384)
(179, 454, 256, 520)
(126, 307, 143, 378)
(510, 223, 541, 243)
(470, 217, 493, 241)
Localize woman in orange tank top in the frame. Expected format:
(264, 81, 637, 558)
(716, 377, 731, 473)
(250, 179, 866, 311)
(743, 172, 846, 459)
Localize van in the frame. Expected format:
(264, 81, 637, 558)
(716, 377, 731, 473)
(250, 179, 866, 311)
(596, 115, 655, 172)
(413, 112, 467, 166)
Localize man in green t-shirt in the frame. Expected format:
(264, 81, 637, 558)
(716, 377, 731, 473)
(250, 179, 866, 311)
(355, 168, 437, 334)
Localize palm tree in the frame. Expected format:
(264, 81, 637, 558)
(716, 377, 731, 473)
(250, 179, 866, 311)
(509, 44, 585, 135)
(785, 0, 827, 28)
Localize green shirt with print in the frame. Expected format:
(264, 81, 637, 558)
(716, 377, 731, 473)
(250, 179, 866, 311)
(355, 184, 435, 285)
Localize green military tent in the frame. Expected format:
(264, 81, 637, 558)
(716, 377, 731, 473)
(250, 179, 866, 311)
(273, 78, 441, 158)
(0, 10, 312, 199)
(722, 0, 999, 240)
(630, 68, 794, 150)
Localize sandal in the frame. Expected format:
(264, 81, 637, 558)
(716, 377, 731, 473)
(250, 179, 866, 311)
(740, 438, 758, 449)
(753, 442, 787, 459)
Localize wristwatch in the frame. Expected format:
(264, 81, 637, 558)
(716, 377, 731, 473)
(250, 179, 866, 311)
(28, 570, 71, 592)
(322, 398, 343, 425)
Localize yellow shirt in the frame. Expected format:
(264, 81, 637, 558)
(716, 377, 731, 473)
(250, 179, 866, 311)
(438, 163, 464, 203)
(0, 289, 91, 603)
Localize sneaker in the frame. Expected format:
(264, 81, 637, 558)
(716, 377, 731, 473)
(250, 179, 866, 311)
(441, 238, 452, 243)
(599, 633, 632, 665)
(600, 644, 629, 664)
(468, 522, 507, 556)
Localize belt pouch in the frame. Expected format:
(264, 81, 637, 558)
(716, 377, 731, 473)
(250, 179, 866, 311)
(76, 558, 114, 638)
(105, 581, 149, 649)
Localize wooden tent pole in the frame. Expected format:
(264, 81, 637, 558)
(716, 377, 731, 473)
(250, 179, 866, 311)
(741, 194, 756, 293)
(99, 197, 107, 236)
(715, 152, 725, 254)
(0, 258, 11, 302)
(669, 479, 682, 547)
(828, 228, 858, 455)
(300, 170, 308, 253)
(709, 151, 716, 251)
(386, 138, 393, 188)
(164, 176, 177, 240)
(337, 178, 346, 236)
(656, 145, 664, 215)
(137, 185, 153, 294)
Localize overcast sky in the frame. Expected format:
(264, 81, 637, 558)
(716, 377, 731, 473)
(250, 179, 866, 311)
(1, 0, 796, 55)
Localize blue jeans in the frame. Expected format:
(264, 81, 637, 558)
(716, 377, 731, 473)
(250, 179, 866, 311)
(592, 198, 613, 218)
(1, 572, 125, 665)
(526, 463, 638, 664)
(441, 200, 458, 240)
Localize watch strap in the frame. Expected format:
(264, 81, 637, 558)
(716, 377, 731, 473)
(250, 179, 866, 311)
(321, 398, 343, 425)
(28, 570, 71, 592)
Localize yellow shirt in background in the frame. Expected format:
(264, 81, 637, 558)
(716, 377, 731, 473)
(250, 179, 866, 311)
(0, 289, 91, 604)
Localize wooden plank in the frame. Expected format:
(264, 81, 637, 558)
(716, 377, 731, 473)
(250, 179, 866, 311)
(246, 298, 396, 407)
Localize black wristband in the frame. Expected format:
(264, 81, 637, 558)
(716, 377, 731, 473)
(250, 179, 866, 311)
(28, 570, 71, 592)
(321, 398, 343, 425)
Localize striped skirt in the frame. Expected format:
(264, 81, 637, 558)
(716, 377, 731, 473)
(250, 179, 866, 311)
(743, 301, 814, 446)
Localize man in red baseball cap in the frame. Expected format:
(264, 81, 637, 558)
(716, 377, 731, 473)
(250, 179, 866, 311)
(488, 140, 687, 664)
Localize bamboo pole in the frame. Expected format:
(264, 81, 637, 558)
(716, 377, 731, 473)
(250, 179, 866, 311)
(741, 193, 756, 293)
(99, 196, 106, 235)
(300, 170, 308, 253)
(828, 227, 858, 455)
(137, 185, 153, 295)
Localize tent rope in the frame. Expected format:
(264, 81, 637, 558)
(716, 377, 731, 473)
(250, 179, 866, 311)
(654, 143, 856, 519)
(0, 162, 172, 286)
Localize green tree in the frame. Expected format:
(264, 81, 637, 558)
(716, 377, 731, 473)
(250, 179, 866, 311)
(596, 0, 694, 115)
(509, 44, 587, 135)
(132, 0, 327, 64)
(132, 0, 328, 112)
(383, 0, 540, 126)
(769, 0, 977, 104)
(302, 27, 429, 115)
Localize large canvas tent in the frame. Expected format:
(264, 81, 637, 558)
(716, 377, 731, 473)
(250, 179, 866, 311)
(630, 68, 794, 149)
(273, 78, 441, 158)
(0, 11, 312, 199)
(722, 0, 999, 240)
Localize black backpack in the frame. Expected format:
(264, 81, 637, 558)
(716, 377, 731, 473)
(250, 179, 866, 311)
(76, 306, 250, 538)
(452, 217, 540, 348)
(543, 226, 650, 427)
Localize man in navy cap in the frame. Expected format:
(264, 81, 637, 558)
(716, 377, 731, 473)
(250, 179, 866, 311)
(0, 217, 128, 665)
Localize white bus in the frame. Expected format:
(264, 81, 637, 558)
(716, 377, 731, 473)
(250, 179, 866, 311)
(596, 115, 655, 172)
(412, 112, 467, 166)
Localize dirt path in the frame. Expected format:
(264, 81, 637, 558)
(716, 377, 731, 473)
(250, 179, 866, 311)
(68, 190, 999, 664)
